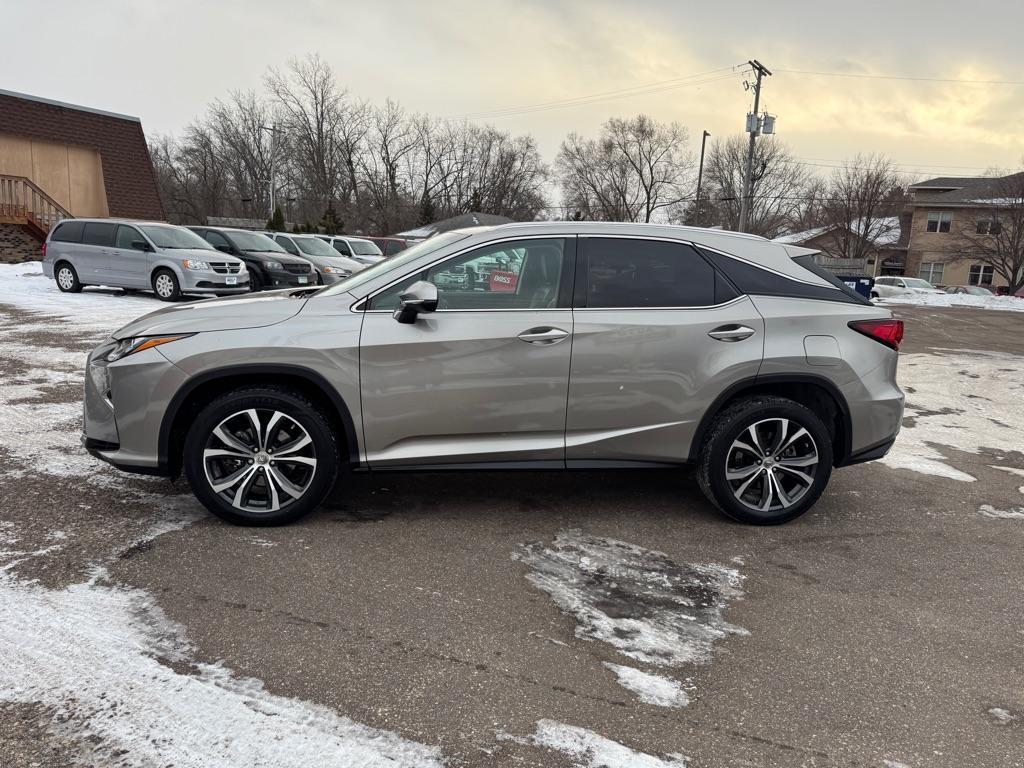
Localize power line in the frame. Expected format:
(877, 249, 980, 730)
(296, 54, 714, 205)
(776, 68, 1024, 86)
(450, 65, 748, 120)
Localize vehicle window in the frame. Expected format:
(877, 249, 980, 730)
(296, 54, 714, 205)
(332, 240, 353, 256)
(139, 225, 214, 250)
(584, 238, 716, 308)
(276, 236, 300, 255)
(204, 230, 231, 249)
(51, 220, 84, 243)
(791, 255, 869, 304)
(369, 238, 566, 311)
(294, 237, 340, 257)
(82, 222, 116, 247)
(350, 240, 382, 256)
(386, 240, 406, 256)
(230, 231, 285, 253)
(115, 225, 143, 250)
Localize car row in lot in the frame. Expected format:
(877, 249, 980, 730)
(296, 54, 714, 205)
(42, 219, 390, 300)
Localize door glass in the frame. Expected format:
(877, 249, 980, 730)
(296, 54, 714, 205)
(332, 240, 352, 256)
(584, 238, 716, 308)
(115, 225, 142, 250)
(204, 230, 231, 250)
(82, 222, 116, 247)
(276, 236, 299, 255)
(369, 238, 566, 311)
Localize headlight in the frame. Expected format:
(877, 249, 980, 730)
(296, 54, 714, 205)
(263, 261, 282, 271)
(183, 259, 210, 271)
(322, 266, 351, 275)
(106, 334, 195, 362)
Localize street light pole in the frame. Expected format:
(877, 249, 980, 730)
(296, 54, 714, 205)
(261, 124, 278, 218)
(694, 130, 711, 226)
(739, 60, 771, 233)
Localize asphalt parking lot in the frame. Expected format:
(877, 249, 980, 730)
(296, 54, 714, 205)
(1, 277, 1023, 767)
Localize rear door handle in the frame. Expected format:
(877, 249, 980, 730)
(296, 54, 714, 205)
(518, 327, 569, 345)
(708, 324, 756, 342)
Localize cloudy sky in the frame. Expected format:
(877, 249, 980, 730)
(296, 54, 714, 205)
(7, 0, 1023, 180)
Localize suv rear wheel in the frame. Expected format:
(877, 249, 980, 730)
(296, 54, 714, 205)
(183, 387, 340, 525)
(698, 396, 833, 525)
(55, 262, 83, 293)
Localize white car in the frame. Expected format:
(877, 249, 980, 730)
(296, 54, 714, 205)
(319, 235, 385, 266)
(871, 276, 945, 299)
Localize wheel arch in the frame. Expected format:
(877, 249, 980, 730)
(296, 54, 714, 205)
(692, 374, 853, 467)
(159, 365, 360, 478)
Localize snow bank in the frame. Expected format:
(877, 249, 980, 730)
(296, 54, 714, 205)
(515, 531, 746, 668)
(878, 292, 1024, 312)
(500, 720, 688, 767)
(881, 351, 1024, 481)
(603, 663, 689, 708)
(978, 505, 1024, 520)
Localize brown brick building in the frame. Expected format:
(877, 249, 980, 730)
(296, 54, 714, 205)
(0, 89, 163, 262)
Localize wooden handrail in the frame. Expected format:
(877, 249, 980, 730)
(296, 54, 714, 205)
(0, 174, 72, 234)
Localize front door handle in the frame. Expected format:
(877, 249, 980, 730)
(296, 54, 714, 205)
(518, 327, 569, 345)
(708, 324, 756, 342)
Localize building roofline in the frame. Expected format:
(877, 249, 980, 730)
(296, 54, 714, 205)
(0, 88, 141, 123)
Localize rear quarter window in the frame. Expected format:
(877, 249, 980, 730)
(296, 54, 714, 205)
(50, 220, 84, 243)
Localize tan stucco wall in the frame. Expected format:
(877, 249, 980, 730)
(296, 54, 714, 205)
(0, 133, 108, 217)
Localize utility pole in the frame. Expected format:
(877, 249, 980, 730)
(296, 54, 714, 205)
(738, 60, 771, 233)
(261, 124, 278, 218)
(694, 130, 711, 226)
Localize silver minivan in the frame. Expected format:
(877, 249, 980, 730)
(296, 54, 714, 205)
(43, 219, 249, 301)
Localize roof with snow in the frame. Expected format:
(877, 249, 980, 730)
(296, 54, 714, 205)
(394, 212, 514, 239)
(774, 217, 902, 247)
(909, 172, 1024, 206)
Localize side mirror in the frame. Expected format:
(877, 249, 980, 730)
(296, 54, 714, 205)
(215, 244, 233, 254)
(393, 280, 438, 324)
(131, 240, 151, 252)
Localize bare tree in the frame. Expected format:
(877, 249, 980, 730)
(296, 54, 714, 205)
(206, 91, 277, 219)
(556, 115, 691, 222)
(950, 171, 1024, 293)
(702, 136, 812, 237)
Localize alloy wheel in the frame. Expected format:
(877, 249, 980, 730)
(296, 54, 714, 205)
(57, 267, 75, 290)
(154, 274, 175, 298)
(725, 418, 819, 513)
(202, 408, 318, 514)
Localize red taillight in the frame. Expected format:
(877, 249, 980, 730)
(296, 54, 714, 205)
(849, 319, 904, 351)
(41, 241, 47, 258)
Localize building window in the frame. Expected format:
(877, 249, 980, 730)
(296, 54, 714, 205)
(926, 211, 953, 233)
(976, 218, 1002, 235)
(968, 265, 994, 286)
(919, 262, 944, 284)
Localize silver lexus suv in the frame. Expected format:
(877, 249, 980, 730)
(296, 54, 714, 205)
(82, 223, 904, 526)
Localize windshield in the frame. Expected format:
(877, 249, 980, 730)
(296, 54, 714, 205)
(231, 231, 286, 253)
(141, 225, 214, 250)
(295, 237, 341, 257)
(966, 286, 992, 295)
(319, 232, 470, 297)
(903, 278, 935, 289)
(349, 239, 383, 256)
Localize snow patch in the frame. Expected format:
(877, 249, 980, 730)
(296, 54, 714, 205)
(515, 531, 746, 667)
(500, 720, 688, 767)
(882, 761, 912, 768)
(0, 573, 444, 767)
(988, 707, 1017, 725)
(603, 663, 689, 708)
(879, 293, 1024, 313)
(881, 351, 1024, 481)
(979, 505, 1024, 520)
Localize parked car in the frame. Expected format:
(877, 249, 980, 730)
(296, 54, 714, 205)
(367, 236, 409, 257)
(187, 227, 315, 291)
(267, 232, 364, 284)
(83, 222, 904, 527)
(870, 276, 945, 299)
(318, 235, 385, 265)
(944, 285, 994, 296)
(43, 219, 249, 301)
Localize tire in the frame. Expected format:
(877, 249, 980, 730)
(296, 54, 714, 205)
(55, 262, 83, 293)
(870, 291, 880, 300)
(248, 270, 265, 292)
(152, 269, 182, 301)
(183, 386, 340, 526)
(697, 396, 833, 525)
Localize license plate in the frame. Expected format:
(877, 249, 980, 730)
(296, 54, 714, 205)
(298, 276, 308, 284)
(225, 276, 237, 285)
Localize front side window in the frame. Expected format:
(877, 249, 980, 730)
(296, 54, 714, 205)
(369, 238, 567, 311)
(275, 235, 299, 255)
(115, 224, 143, 250)
(332, 239, 353, 256)
(204, 230, 231, 249)
(968, 264, 994, 286)
(140, 225, 214, 250)
(916, 264, 943, 284)
(583, 238, 717, 308)
(926, 211, 952, 233)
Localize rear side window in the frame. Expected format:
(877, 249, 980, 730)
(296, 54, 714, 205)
(791, 255, 871, 304)
(51, 220, 84, 243)
(82, 222, 116, 247)
(582, 238, 717, 308)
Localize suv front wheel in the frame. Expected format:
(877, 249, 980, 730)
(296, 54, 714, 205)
(698, 396, 833, 525)
(183, 387, 340, 525)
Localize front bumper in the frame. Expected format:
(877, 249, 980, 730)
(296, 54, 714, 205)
(179, 269, 250, 295)
(318, 270, 350, 285)
(266, 269, 314, 288)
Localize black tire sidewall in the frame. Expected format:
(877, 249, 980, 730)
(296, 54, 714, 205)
(152, 269, 181, 301)
(249, 270, 264, 292)
(183, 389, 339, 526)
(55, 262, 82, 292)
(704, 400, 833, 525)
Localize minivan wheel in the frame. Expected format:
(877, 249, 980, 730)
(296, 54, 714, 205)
(698, 396, 833, 525)
(55, 262, 83, 293)
(152, 269, 181, 301)
(248, 271, 264, 292)
(183, 387, 340, 526)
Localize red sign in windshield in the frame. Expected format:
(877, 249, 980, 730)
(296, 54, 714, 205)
(489, 270, 518, 292)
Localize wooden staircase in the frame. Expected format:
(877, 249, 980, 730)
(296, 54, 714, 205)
(0, 174, 72, 240)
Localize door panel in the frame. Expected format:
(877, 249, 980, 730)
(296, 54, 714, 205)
(359, 311, 573, 466)
(109, 225, 149, 286)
